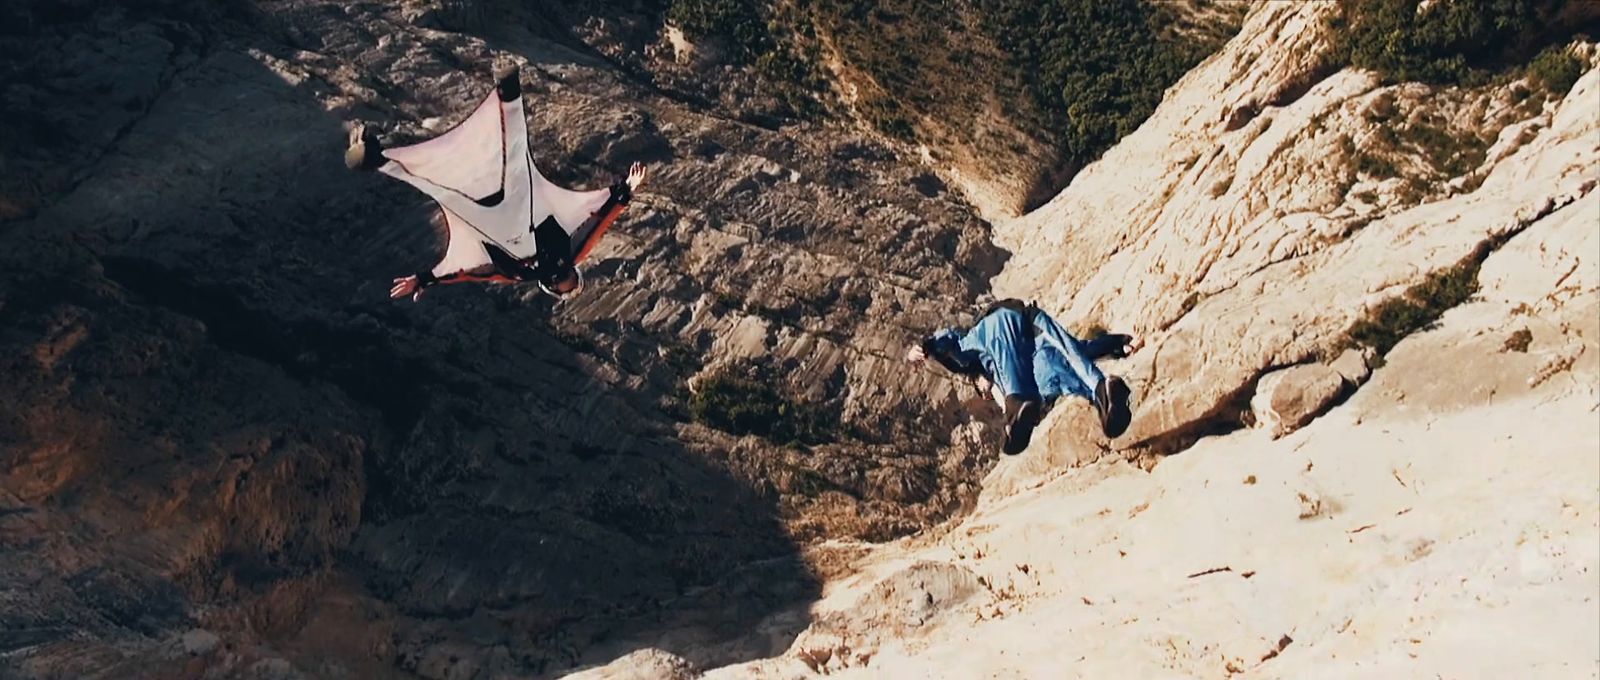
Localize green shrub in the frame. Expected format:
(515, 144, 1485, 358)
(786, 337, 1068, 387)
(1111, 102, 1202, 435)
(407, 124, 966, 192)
(985, 0, 1221, 168)
(1527, 44, 1587, 96)
(1327, 0, 1586, 86)
(668, 0, 826, 117)
(690, 362, 835, 446)
(1397, 119, 1488, 178)
(1343, 238, 1503, 354)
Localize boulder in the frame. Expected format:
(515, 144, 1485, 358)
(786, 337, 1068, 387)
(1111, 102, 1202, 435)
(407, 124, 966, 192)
(1251, 363, 1350, 438)
(566, 649, 697, 680)
(1328, 347, 1374, 385)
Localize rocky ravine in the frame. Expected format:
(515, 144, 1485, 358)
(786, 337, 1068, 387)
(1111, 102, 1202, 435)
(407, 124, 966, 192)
(590, 2, 1600, 678)
(1, 1, 1012, 678)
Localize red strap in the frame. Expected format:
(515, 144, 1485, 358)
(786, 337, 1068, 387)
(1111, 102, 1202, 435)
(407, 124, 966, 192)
(436, 270, 516, 286)
(572, 203, 627, 264)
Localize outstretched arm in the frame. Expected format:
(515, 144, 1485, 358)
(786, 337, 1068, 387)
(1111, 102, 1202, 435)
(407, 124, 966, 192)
(907, 328, 986, 378)
(389, 268, 515, 301)
(909, 329, 997, 403)
(570, 163, 647, 264)
(1082, 333, 1142, 360)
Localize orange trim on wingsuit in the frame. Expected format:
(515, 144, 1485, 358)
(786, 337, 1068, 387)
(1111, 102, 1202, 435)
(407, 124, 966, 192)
(573, 202, 628, 264)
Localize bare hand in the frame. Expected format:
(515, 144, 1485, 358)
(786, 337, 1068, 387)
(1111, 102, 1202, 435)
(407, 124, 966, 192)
(905, 344, 927, 364)
(1124, 335, 1145, 356)
(626, 162, 647, 191)
(390, 275, 424, 302)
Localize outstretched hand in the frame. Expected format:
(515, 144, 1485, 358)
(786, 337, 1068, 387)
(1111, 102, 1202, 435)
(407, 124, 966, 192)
(1123, 335, 1145, 357)
(390, 275, 425, 302)
(626, 162, 647, 191)
(905, 344, 927, 364)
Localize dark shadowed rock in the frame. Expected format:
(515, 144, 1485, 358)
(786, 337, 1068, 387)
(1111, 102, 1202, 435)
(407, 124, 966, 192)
(0, 0, 1009, 677)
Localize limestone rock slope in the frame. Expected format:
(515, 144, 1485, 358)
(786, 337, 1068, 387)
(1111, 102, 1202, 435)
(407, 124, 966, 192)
(705, 325, 1599, 679)
(995, 1, 1599, 459)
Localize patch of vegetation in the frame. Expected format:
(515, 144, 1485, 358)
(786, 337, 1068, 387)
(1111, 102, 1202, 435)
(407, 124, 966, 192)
(986, 0, 1229, 169)
(788, 0, 1238, 198)
(1397, 115, 1488, 179)
(810, 0, 1025, 146)
(1348, 108, 1488, 191)
(657, 339, 702, 372)
(1343, 236, 1506, 354)
(690, 361, 835, 446)
(667, 0, 770, 62)
(1527, 44, 1587, 96)
(1326, 0, 1593, 87)
(777, 462, 838, 498)
(1502, 328, 1533, 353)
(869, 106, 916, 141)
(668, 0, 827, 116)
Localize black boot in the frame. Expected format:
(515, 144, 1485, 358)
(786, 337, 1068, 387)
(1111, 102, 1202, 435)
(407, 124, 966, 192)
(1002, 395, 1043, 456)
(1094, 376, 1132, 438)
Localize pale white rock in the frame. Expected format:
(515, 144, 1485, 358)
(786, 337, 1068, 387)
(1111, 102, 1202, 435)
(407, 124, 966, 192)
(180, 629, 220, 656)
(564, 648, 698, 680)
(1327, 347, 1372, 385)
(991, 0, 1599, 453)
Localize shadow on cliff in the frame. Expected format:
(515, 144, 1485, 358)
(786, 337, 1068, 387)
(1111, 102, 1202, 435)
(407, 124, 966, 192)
(5, 5, 819, 677)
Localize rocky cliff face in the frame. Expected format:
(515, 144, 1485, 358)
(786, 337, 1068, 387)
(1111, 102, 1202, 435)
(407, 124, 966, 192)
(996, 0, 1599, 462)
(592, 1, 1600, 677)
(4, 1, 1597, 679)
(0, 1, 1010, 677)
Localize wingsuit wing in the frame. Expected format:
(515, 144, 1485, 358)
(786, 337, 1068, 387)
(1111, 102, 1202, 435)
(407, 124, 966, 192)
(372, 74, 615, 278)
(532, 165, 611, 240)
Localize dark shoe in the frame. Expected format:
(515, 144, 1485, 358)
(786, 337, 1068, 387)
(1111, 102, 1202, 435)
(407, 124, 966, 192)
(1094, 376, 1132, 438)
(494, 62, 521, 102)
(1002, 396, 1043, 456)
(344, 123, 384, 171)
